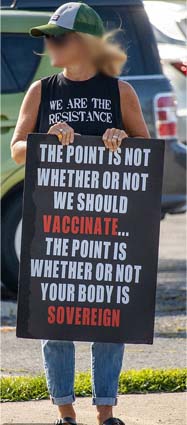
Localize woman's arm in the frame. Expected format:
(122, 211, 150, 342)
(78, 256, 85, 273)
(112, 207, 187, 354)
(118, 80, 151, 138)
(10, 80, 41, 165)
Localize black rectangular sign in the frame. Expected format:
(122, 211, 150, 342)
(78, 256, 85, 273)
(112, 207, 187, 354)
(16, 133, 165, 343)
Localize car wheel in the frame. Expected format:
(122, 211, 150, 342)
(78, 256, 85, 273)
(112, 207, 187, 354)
(1, 190, 23, 293)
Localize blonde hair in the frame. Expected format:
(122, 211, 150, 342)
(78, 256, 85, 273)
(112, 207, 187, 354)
(77, 30, 127, 77)
(34, 29, 127, 77)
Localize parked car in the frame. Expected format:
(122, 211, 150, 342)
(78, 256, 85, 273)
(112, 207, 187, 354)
(1, 0, 186, 294)
(144, 1, 187, 144)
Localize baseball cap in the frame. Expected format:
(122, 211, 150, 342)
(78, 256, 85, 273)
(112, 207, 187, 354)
(29, 2, 105, 38)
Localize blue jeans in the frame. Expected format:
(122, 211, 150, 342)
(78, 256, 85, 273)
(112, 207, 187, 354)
(41, 340, 125, 406)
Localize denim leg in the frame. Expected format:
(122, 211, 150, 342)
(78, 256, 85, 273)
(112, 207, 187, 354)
(41, 339, 76, 405)
(91, 342, 125, 406)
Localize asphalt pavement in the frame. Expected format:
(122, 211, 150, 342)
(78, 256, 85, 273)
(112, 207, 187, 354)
(1, 393, 187, 425)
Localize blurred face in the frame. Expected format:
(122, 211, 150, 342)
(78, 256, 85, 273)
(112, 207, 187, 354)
(44, 32, 89, 67)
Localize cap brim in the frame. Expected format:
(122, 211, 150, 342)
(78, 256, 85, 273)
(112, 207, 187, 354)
(29, 23, 73, 37)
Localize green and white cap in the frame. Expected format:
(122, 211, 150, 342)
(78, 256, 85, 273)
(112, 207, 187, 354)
(30, 2, 105, 38)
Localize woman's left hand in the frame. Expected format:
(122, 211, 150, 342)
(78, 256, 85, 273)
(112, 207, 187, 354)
(102, 128, 128, 152)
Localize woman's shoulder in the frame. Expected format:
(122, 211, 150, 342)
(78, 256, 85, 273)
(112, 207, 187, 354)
(99, 73, 137, 98)
(26, 79, 41, 100)
(118, 79, 137, 96)
(25, 73, 58, 107)
(118, 79, 142, 114)
(28, 72, 58, 93)
(99, 73, 134, 92)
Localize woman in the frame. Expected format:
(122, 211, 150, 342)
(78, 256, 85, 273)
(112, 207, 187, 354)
(11, 2, 150, 425)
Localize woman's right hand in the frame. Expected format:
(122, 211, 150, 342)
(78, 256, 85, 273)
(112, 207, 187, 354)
(47, 121, 75, 145)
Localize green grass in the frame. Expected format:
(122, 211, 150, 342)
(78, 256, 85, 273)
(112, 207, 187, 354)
(1, 368, 186, 402)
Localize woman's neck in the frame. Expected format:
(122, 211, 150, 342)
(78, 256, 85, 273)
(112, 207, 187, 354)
(63, 63, 98, 81)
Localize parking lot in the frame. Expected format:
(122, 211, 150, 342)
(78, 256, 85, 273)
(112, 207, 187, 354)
(1, 212, 186, 376)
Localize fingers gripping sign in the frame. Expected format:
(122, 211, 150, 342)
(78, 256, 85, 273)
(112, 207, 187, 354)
(102, 128, 128, 152)
(47, 122, 127, 151)
(47, 121, 74, 145)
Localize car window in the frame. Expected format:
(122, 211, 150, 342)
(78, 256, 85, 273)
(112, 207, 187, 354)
(1, 0, 12, 6)
(1, 56, 18, 93)
(95, 6, 162, 76)
(1, 33, 44, 94)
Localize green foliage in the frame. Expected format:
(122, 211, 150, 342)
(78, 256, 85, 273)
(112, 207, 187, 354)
(118, 368, 187, 394)
(0, 374, 48, 402)
(1, 368, 186, 402)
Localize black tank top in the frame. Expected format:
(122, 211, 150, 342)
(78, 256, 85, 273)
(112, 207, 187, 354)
(35, 71, 124, 135)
